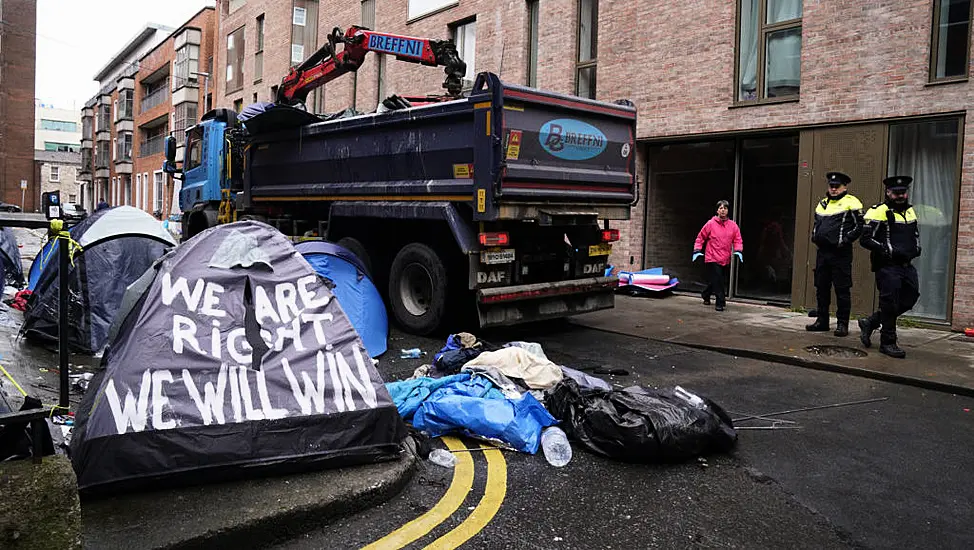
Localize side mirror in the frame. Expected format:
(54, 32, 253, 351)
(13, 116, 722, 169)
(164, 135, 177, 163)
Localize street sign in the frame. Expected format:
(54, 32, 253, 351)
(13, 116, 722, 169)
(20, 180, 27, 190)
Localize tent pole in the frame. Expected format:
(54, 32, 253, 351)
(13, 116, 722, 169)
(58, 227, 69, 409)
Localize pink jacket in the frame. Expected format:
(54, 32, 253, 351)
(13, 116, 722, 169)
(694, 216, 743, 266)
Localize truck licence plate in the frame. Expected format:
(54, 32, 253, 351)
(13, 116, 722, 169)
(588, 243, 612, 257)
(481, 249, 516, 264)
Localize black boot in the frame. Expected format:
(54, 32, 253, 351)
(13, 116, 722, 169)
(858, 317, 874, 348)
(879, 335, 906, 359)
(834, 321, 849, 337)
(806, 318, 830, 332)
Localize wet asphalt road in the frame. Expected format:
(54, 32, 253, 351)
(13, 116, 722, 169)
(277, 322, 974, 550)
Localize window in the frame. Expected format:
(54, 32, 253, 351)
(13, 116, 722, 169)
(112, 177, 117, 205)
(255, 14, 265, 82)
(452, 20, 477, 88)
(44, 142, 78, 152)
(115, 132, 133, 162)
(142, 172, 150, 211)
(50, 166, 60, 182)
(154, 171, 165, 213)
(113, 100, 118, 121)
(82, 116, 92, 139)
(887, 118, 961, 320)
(931, 0, 972, 81)
(291, 1, 319, 66)
(68, 194, 76, 204)
(116, 89, 134, 119)
(408, 0, 458, 20)
(362, 0, 375, 28)
(113, 138, 117, 161)
(97, 104, 111, 131)
(737, 0, 802, 101)
(576, 0, 597, 98)
(173, 102, 199, 145)
(226, 26, 246, 93)
(41, 119, 78, 132)
(96, 141, 110, 168)
(174, 44, 200, 89)
(136, 174, 142, 207)
(527, 0, 539, 87)
(124, 176, 132, 206)
(233, 98, 243, 113)
(185, 127, 204, 171)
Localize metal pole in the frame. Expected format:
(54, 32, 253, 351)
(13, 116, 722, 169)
(731, 397, 889, 424)
(58, 228, 69, 408)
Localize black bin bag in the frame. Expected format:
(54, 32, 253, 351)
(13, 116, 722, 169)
(546, 379, 737, 462)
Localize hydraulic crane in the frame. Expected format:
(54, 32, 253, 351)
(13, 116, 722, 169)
(276, 26, 467, 106)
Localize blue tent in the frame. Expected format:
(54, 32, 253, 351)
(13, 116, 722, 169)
(295, 241, 388, 358)
(27, 238, 58, 291)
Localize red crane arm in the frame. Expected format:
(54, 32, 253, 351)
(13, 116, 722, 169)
(277, 26, 467, 106)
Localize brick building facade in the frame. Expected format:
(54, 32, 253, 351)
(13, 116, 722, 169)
(210, 0, 971, 328)
(0, 0, 38, 211)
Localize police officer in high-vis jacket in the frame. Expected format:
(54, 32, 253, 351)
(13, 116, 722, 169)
(858, 175, 922, 358)
(806, 171, 864, 337)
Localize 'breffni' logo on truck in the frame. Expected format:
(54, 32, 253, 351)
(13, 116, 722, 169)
(539, 119, 607, 161)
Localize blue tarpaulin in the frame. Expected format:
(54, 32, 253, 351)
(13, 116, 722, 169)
(386, 373, 556, 454)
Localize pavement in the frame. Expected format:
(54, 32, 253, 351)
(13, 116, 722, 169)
(572, 293, 974, 396)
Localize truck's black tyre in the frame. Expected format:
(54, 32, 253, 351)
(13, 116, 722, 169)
(336, 237, 373, 278)
(388, 243, 448, 335)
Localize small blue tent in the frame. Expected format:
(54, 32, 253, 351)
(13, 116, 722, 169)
(295, 241, 388, 358)
(27, 238, 58, 291)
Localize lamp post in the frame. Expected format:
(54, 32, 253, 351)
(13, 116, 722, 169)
(192, 71, 211, 111)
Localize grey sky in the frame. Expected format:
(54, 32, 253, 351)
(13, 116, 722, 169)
(35, 0, 214, 110)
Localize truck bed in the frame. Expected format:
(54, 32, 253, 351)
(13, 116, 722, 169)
(241, 73, 636, 222)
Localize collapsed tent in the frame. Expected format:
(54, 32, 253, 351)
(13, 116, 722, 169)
(0, 227, 24, 287)
(21, 206, 177, 354)
(295, 241, 387, 357)
(70, 221, 405, 493)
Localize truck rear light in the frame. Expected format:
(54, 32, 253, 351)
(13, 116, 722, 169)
(601, 229, 620, 243)
(479, 232, 510, 247)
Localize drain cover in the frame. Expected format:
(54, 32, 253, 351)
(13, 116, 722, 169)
(804, 345, 867, 358)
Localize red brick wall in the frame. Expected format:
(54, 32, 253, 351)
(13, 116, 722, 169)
(217, 0, 295, 106)
(0, 0, 37, 210)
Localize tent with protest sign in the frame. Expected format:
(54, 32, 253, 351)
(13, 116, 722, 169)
(295, 240, 388, 358)
(21, 206, 177, 354)
(69, 221, 406, 493)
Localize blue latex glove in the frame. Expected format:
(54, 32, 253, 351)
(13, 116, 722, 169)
(692, 252, 703, 262)
(733, 251, 744, 263)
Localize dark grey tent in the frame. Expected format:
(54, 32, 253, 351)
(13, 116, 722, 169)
(70, 221, 405, 493)
(21, 206, 176, 354)
(0, 227, 24, 287)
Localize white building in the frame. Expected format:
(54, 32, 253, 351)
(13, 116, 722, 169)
(35, 102, 82, 152)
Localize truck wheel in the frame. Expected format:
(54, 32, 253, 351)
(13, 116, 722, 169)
(336, 237, 372, 278)
(388, 243, 448, 335)
(185, 207, 218, 241)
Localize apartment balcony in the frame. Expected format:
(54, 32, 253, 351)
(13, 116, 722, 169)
(140, 135, 166, 158)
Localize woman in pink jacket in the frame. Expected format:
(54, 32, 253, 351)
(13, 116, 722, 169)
(693, 200, 744, 311)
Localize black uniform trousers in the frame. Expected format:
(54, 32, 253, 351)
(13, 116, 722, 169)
(866, 265, 920, 344)
(701, 262, 726, 308)
(813, 246, 853, 323)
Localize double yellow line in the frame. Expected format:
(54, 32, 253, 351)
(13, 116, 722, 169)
(363, 436, 507, 549)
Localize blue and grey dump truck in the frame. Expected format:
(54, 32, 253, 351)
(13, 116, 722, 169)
(164, 72, 636, 334)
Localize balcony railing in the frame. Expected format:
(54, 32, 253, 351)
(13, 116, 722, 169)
(141, 84, 169, 113)
(140, 135, 165, 157)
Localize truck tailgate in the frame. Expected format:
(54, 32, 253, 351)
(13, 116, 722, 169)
(498, 85, 636, 203)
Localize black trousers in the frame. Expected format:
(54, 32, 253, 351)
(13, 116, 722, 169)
(814, 247, 853, 323)
(866, 265, 920, 344)
(701, 262, 726, 308)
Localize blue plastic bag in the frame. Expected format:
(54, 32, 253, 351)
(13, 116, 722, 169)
(413, 391, 556, 454)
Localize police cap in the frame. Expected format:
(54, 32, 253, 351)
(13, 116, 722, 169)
(883, 175, 912, 191)
(826, 171, 851, 186)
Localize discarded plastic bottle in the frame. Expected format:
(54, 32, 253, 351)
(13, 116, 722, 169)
(400, 348, 423, 359)
(541, 426, 572, 467)
(428, 449, 457, 468)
